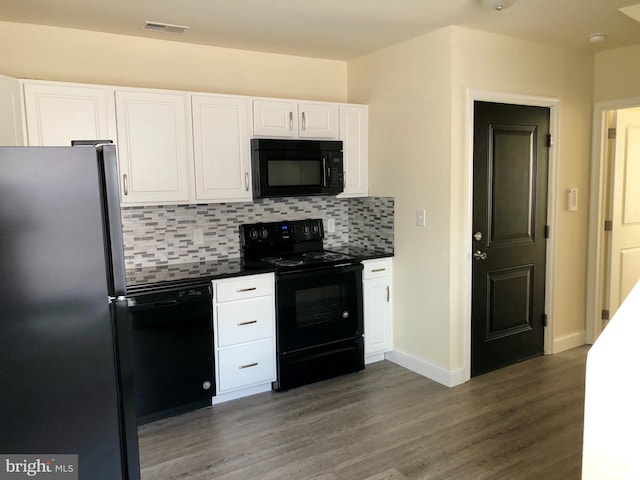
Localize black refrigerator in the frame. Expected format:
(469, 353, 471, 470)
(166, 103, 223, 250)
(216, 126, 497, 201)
(0, 145, 140, 480)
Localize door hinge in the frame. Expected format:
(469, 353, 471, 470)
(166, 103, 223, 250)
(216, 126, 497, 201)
(601, 309, 610, 320)
(546, 134, 553, 148)
(543, 313, 548, 327)
(608, 128, 616, 139)
(544, 225, 550, 238)
(604, 220, 613, 232)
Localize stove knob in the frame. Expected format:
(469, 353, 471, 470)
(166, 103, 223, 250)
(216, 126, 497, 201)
(312, 225, 320, 233)
(303, 225, 310, 234)
(260, 228, 269, 239)
(342, 311, 349, 319)
(249, 229, 259, 240)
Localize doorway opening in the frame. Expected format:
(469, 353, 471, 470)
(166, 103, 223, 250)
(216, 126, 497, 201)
(587, 98, 640, 343)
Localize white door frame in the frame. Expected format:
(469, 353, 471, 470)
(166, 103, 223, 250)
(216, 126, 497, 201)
(462, 90, 560, 382)
(586, 96, 640, 344)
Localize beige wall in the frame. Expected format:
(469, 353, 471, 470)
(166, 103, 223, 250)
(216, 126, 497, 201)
(349, 28, 455, 369)
(349, 26, 594, 374)
(594, 45, 640, 102)
(0, 21, 347, 101)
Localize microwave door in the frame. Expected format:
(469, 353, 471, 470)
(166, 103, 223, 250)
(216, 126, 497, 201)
(264, 154, 326, 196)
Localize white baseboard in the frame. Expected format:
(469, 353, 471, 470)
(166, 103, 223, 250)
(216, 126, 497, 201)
(212, 383, 272, 405)
(365, 352, 386, 365)
(553, 331, 587, 354)
(386, 349, 466, 388)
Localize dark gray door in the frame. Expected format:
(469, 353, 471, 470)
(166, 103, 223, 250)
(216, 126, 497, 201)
(471, 102, 550, 377)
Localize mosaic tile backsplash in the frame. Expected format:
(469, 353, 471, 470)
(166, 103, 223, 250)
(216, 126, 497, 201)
(121, 197, 394, 268)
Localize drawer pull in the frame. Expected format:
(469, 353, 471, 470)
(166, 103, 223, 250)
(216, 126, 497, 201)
(371, 268, 387, 273)
(237, 320, 258, 326)
(239, 362, 258, 369)
(236, 287, 257, 293)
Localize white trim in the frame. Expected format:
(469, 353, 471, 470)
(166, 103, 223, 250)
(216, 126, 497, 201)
(463, 90, 560, 382)
(587, 96, 640, 344)
(553, 331, 587, 354)
(212, 383, 272, 405)
(365, 352, 386, 365)
(386, 349, 466, 388)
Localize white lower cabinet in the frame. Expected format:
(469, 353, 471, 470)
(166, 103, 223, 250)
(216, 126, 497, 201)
(363, 258, 393, 363)
(212, 273, 276, 403)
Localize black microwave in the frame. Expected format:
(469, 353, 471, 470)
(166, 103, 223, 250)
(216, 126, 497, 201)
(251, 139, 344, 198)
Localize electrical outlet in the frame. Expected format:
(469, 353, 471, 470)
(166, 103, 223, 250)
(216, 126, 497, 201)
(193, 228, 204, 245)
(416, 209, 426, 227)
(327, 218, 336, 233)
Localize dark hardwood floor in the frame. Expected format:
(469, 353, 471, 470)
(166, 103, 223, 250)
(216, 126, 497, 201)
(138, 346, 588, 480)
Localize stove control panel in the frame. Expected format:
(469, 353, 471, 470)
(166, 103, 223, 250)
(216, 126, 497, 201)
(240, 219, 324, 247)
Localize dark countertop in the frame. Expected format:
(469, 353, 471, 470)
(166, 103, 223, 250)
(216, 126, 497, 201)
(126, 258, 274, 294)
(126, 245, 393, 293)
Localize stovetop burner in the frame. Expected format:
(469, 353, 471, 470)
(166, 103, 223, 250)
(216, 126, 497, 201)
(240, 219, 360, 271)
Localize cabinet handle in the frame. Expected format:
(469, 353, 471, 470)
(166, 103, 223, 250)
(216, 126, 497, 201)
(244, 172, 249, 191)
(371, 268, 386, 273)
(123, 174, 128, 196)
(237, 320, 258, 326)
(302, 111, 306, 131)
(386, 286, 390, 303)
(239, 362, 258, 369)
(289, 111, 294, 131)
(236, 287, 257, 292)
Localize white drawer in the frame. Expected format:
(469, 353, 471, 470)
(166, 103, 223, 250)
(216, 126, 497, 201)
(216, 297, 274, 347)
(363, 258, 392, 280)
(217, 340, 275, 392)
(215, 273, 274, 302)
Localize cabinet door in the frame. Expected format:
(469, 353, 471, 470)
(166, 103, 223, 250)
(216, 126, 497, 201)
(298, 103, 339, 139)
(192, 95, 252, 202)
(363, 259, 392, 358)
(23, 82, 114, 146)
(339, 105, 368, 197)
(253, 99, 298, 138)
(115, 90, 191, 204)
(0, 75, 24, 146)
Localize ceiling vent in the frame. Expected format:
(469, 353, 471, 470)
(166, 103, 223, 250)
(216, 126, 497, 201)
(142, 21, 190, 34)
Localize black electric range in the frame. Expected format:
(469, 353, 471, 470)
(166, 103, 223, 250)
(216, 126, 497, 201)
(240, 218, 365, 391)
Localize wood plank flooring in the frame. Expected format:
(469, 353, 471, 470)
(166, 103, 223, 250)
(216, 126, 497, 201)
(138, 346, 588, 480)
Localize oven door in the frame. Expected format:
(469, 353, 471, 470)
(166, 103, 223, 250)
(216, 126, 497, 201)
(275, 263, 363, 353)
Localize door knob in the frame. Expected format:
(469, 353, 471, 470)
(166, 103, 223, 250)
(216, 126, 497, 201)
(473, 231, 483, 241)
(473, 250, 487, 260)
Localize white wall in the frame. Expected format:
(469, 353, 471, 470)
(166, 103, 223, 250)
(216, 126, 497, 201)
(349, 26, 594, 380)
(594, 44, 640, 103)
(0, 21, 347, 102)
(349, 28, 455, 371)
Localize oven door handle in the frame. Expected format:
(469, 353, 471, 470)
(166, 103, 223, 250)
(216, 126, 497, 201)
(278, 262, 363, 275)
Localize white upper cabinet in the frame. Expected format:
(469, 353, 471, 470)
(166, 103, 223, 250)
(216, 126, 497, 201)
(253, 99, 338, 139)
(115, 90, 191, 205)
(191, 94, 252, 202)
(339, 105, 369, 197)
(23, 81, 115, 146)
(0, 74, 24, 146)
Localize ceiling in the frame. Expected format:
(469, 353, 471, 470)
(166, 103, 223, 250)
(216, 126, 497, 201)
(2, 0, 640, 60)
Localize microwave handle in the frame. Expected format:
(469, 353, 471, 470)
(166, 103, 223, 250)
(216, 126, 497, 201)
(322, 156, 328, 187)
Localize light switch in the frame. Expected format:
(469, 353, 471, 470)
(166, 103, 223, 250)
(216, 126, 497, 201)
(327, 218, 336, 233)
(416, 209, 426, 227)
(568, 188, 578, 211)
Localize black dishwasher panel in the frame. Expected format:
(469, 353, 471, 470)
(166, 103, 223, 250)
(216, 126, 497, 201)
(128, 283, 214, 425)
